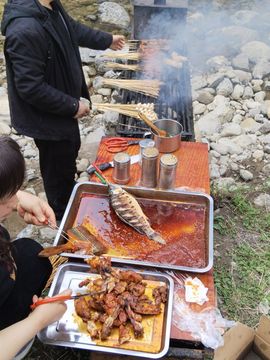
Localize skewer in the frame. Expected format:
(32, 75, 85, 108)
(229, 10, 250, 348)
(102, 79, 161, 98)
(118, 123, 150, 131)
(47, 222, 70, 243)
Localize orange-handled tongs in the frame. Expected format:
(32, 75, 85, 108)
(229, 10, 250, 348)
(30, 290, 104, 310)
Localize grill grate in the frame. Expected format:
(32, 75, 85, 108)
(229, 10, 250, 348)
(116, 47, 194, 141)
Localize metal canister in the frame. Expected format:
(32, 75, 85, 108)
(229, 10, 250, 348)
(112, 152, 130, 185)
(158, 154, 178, 190)
(139, 138, 155, 162)
(140, 147, 159, 188)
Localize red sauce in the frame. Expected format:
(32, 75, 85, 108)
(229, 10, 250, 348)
(74, 193, 206, 268)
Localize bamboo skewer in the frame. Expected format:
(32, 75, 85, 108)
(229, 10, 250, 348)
(102, 79, 161, 98)
(102, 52, 141, 61)
(138, 112, 167, 137)
(105, 62, 141, 72)
(92, 103, 158, 121)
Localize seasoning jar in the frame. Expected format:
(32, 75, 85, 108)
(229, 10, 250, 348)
(158, 154, 178, 190)
(140, 147, 159, 188)
(112, 152, 130, 185)
(139, 139, 155, 162)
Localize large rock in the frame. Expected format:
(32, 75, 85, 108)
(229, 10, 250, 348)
(98, 2, 130, 30)
(241, 41, 270, 63)
(196, 104, 234, 135)
(0, 95, 10, 123)
(220, 25, 258, 50)
(232, 53, 250, 71)
(216, 78, 233, 96)
(0, 122, 11, 135)
(252, 60, 270, 79)
(254, 194, 270, 210)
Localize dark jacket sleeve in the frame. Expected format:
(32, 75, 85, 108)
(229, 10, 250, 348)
(5, 29, 79, 117)
(67, 16, 113, 50)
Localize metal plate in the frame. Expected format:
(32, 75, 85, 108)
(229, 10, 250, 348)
(38, 262, 174, 358)
(54, 182, 213, 273)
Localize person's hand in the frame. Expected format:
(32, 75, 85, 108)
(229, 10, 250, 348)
(110, 35, 125, 51)
(74, 100, 90, 119)
(16, 190, 56, 227)
(30, 289, 71, 328)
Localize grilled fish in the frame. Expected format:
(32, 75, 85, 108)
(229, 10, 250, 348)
(109, 184, 165, 244)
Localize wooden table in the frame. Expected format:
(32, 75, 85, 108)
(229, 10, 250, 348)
(92, 137, 215, 342)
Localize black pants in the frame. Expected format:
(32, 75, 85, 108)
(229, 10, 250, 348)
(0, 238, 52, 330)
(34, 137, 80, 221)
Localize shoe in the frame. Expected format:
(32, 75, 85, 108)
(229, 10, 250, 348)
(13, 337, 35, 360)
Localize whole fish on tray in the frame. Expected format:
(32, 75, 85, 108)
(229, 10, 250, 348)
(109, 184, 166, 244)
(91, 165, 166, 245)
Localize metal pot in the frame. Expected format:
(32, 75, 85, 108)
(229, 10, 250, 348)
(151, 119, 183, 153)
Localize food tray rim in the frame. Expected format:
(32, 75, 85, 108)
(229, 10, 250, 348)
(38, 262, 174, 359)
(54, 181, 213, 273)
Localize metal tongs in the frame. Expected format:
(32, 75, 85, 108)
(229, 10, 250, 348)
(30, 290, 104, 310)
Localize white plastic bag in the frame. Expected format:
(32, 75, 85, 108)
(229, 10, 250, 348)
(173, 294, 235, 349)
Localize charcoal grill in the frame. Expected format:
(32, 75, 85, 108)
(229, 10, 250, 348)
(116, 0, 194, 141)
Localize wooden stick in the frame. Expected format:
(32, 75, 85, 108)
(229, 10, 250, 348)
(138, 112, 167, 137)
(102, 79, 161, 98)
(105, 62, 141, 72)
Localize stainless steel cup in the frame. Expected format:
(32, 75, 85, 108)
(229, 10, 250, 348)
(158, 153, 178, 189)
(151, 119, 183, 153)
(140, 147, 159, 188)
(112, 152, 130, 185)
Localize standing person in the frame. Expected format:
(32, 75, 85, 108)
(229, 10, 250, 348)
(1, 0, 125, 221)
(0, 136, 56, 332)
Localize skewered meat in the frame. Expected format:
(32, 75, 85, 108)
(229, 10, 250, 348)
(109, 184, 166, 244)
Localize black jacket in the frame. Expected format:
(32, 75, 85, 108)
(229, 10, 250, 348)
(1, 0, 112, 140)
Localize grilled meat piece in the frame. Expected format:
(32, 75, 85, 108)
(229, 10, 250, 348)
(126, 304, 144, 338)
(113, 281, 127, 295)
(153, 285, 168, 305)
(119, 324, 131, 344)
(128, 282, 146, 297)
(101, 305, 120, 341)
(86, 256, 112, 276)
(119, 270, 143, 284)
(87, 320, 100, 339)
(109, 184, 166, 244)
(131, 301, 161, 315)
(79, 278, 91, 288)
(74, 297, 92, 322)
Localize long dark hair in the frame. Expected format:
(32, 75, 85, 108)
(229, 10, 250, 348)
(0, 136, 25, 270)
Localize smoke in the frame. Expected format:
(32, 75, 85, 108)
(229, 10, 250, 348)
(134, 0, 270, 73)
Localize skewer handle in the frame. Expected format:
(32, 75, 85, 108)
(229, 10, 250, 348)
(138, 112, 167, 137)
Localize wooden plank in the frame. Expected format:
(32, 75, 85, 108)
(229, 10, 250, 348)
(92, 137, 215, 342)
(91, 138, 210, 193)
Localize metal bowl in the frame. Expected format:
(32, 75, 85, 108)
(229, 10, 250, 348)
(151, 119, 183, 153)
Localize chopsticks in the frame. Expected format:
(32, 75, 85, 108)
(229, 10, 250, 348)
(30, 290, 104, 310)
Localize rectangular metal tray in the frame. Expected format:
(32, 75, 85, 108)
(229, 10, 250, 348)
(54, 182, 213, 273)
(38, 262, 174, 358)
